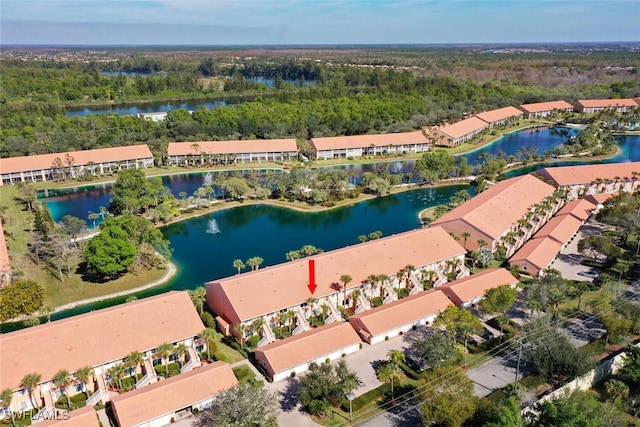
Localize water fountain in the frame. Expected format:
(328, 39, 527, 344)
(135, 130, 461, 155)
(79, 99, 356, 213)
(203, 172, 213, 187)
(206, 218, 221, 234)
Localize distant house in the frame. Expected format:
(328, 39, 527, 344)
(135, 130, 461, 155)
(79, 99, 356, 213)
(206, 227, 467, 347)
(431, 174, 558, 256)
(535, 162, 640, 199)
(439, 268, 518, 308)
(309, 131, 429, 160)
(110, 362, 238, 427)
(254, 322, 361, 382)
(0, 292, 205, 414)
(348, 289, 452, 345)
(427, 117, 488, 147)
(0, 145, 154, 186)
(575, 99, 639, 113)
(518, 100, 573, 119)
(474, 106, 524, 128)
(167, 139, 298, 165)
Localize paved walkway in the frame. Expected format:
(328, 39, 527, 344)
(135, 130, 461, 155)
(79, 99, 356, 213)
(50, 260, 177, 313)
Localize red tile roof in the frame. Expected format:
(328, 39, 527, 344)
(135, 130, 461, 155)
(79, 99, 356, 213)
(536, 162, 640, 186)
(439, 268, 518, 306)
(432, 175, 555, 240)
(475, 106, 524, 124)
(555, 199, 596, 221)
(518, 100, 573, 114)
(0, 292, 204, 391)
(35, 406, 100, 427)
(310, 131, 428, 151)
(431, 117, 488, 140)
(534, 214, 582, 245)
(167, 139, 298, 155)
(577, 99, 639, 109)
(348, 289, 452, 337)
(206, 227, 466, 324)
(0, 145, 153, 175)
(0, 218, 10, 274)
(254, 322, 361, 376)
(111, 362, 238, 427)
(510, 237, 562, 273)
(585, 193, 615, 205)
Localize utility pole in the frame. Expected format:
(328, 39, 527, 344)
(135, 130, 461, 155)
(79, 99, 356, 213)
(514, 339, 523, 390)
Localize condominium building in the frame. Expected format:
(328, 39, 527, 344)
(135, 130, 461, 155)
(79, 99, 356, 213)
(0, 145, 154, 186)
(518, 100, 574, 119)
(309, 131, 429, 160)
(167, 139, 298, 165)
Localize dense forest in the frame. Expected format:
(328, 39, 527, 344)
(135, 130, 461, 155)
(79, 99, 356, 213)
(1, 45, 639, 158)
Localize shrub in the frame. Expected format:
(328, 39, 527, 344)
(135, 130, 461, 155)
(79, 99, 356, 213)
(398, 361, 421, 380)
(291, 371, 296, 378)
(248, 335, 260, 347)
(372, 297, 383, 307)
(201, 312, 215, 328)
(214, 353, 227, 362)
(307, 399, 329, 416)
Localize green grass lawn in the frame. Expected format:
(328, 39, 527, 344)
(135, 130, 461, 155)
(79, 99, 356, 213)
(0, 185, 168, 309)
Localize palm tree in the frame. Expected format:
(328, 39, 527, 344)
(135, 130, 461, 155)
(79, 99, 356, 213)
(188, 287, 207, 315)
(286, 250, 301, 261)
(175, 343, 189, 365)
(124, 350, 144, 377)
(320, 303, 330, 320)
(198, 328, 217, 361)
(234, 324, 248, 349)
(377, 363, 402, 402)
(246, 256, 264, 271)
(285, 309, 296, 333)
(21, 373, 41, 410)
(351, 289, 362, 310)
(156, 343, 175, 377)
(460, 231, 471, 248)
(305, 297, 317, 319)
(232, 259, 245, 274)
(404, 265, 415, 288)
(74, 366, 93, 394)
(477, 239, 488, 250)
(357, 235, 368, 244)
(0, 388, 14, 426)
(53, 369, 72, 409)
(251, 317, 265, 337)
(107, 364, 125, 390)
(340, 274, 353, 307)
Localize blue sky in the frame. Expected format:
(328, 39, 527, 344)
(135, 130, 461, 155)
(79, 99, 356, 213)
(1, 0, 638, 45)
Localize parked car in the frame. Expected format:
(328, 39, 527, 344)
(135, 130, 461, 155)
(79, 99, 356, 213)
(578, 270, 599, 279)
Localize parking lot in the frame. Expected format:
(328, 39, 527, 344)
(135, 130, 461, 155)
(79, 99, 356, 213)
(549, 220, 605, 282)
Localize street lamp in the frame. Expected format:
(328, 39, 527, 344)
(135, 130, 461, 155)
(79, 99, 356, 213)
(344, 391, 356, 422)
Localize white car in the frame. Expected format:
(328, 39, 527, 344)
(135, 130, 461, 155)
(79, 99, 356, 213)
(578, 270, 599, 279)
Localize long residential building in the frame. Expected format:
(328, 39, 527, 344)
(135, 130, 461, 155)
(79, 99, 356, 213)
(167, 139, 298, 165)
(427, 117, 488, 147)
(518, 100, 574, 118)
(0, 145, 154, 186)
(439, 268, 518, 308)
(206, 227, 467, 346)
(474, 106, 524, 128)
(0, 292, 205, 414)
(348, 289, 452, 345)
(509, 197, 596, 276)
(575, 98, 639, 113)
(431, 174, 559, 256)
(110, 362, 238, 427)
(309, 131, 429, 160)
(535, 162, 640, 199)
(254, 322, 362, 382)
(35, 406, 100, 427)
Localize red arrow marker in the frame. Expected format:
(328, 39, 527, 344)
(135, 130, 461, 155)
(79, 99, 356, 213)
(308, 259, 317, 294)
